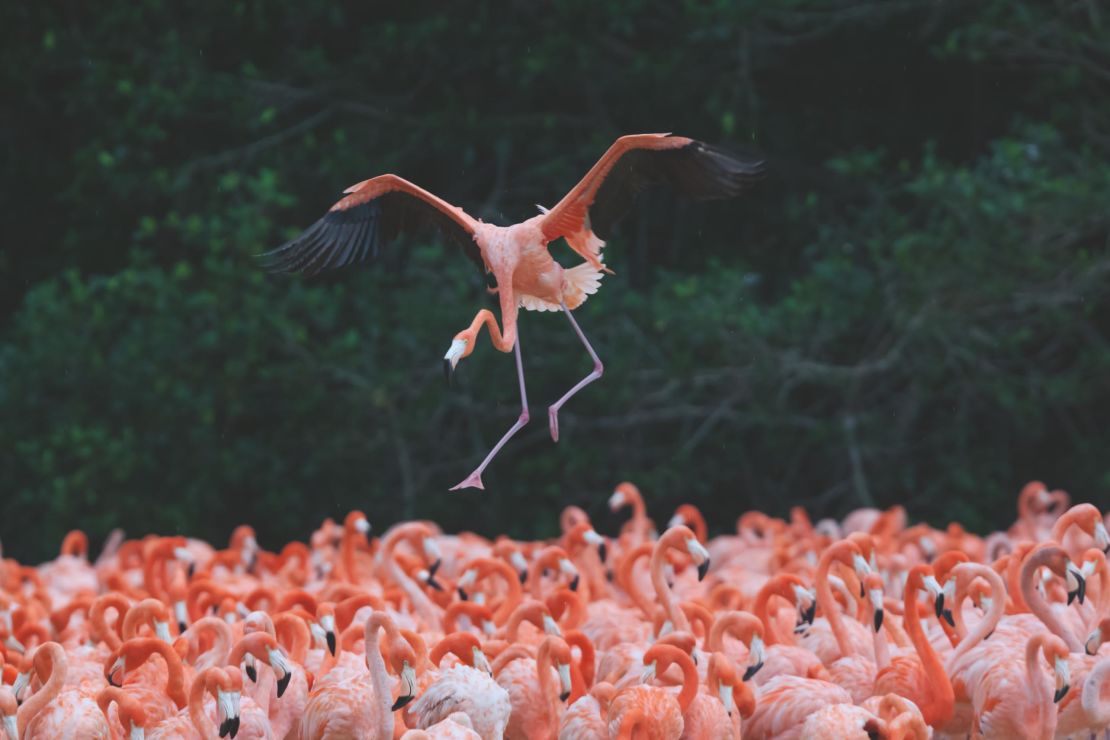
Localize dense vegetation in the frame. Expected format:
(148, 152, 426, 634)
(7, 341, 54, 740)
(2, 1, 1108, 560)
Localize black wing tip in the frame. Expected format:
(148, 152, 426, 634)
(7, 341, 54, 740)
(257, 205, 377, 276)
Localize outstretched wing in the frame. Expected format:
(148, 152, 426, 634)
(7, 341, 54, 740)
(260, 174, 484, 277)
(539, 134, 764, 264)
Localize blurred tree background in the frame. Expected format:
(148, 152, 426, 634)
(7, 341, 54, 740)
(2, 1, 1109, 561)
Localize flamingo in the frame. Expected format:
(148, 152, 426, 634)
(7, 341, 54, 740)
(872, 564, 954, 729)
(408, 632, 510, 740)
(96, 686, 149, 740)
(261, 134, 763, 489)
(968, 632, 1070, 739)
(606, 644, 688, 740)
(19, 642, 112, 739)
(299, 614, 402, 740)
(495, 634, 574, 739)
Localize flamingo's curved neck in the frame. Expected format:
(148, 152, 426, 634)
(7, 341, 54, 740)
(17, 644, 66, 735)
(365, 622, 395, 740)
(620, 550, 656, 621)
(673, 655, 698, 712)
(903, 575, 953, 727)
(481, 561, 522, 626)
(651, 537, 690, 633)
(188, 674, 219, 740)
(535, 641, 559, 734)
(1023, 638, 1054, 739)
(381, 532, 440, 631)
(815, 548, 853, 659)
(754, 582, 795, 646)
(1019, 553, 1083, 652)
(946, 568, 1005, 674)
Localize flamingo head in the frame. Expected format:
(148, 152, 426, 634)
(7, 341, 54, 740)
(267, 646, 294, 697)
(214, 669, 242, 739)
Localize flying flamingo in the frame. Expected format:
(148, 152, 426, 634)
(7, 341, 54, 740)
(261, 134, 763, 489)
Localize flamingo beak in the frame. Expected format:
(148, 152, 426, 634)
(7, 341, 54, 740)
(217, 689, 241, 738)
(244, 655, 257, 683)
(558, 663, 572, 702)
(1066, 563, 1086, 605)
(569, 574, 580, 592)
(107, 658, 124, 687)
(1086, 627, 1102, 657)
(598, 541, 608, 563)
(1095, 521, 1110, 554)
(326, 631, 336, 656)
(743, 635, 765, 681)
(276, 670, 291, 698)
(457, 587, 468, 601)
(697, 559, 710, 582)
(443, 339, 467, 386)
(1054, 656, 1070, 703)
(392, 664, 417, 711)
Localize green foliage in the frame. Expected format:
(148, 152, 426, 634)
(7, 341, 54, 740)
(2, 1, 1109, 560)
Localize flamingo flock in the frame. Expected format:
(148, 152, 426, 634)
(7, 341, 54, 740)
(3, 480, 1110, 738)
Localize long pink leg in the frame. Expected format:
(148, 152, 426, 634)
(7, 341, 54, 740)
(548, 302, 603, 442)
(450, 337, 529, 491)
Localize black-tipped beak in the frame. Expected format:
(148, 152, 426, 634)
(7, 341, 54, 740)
(801, 601, 816, 626)
(108, 671, 121, 688)
(518, 569, 528, 585)
(559, 690, 570, 702)
(598, 541, 608, 563)
(178, 621, 188, 635)
(277, 671, 291, 698)
(1068, 573, 1086, 606)
(569, 574, 580, 592)
(743, 662, 763, 682)
(943, 608, 955, 628)
(219, 716, 240, 738)
(873, 609, 884, 633)
(187, 562, 196, 579)
(426, 575, 444, 592)
(428, 559, 442, 579)
(697, 559, 710, 582)
(245, 663, 257, 683)
(392, 693, 415, 711)
(934, 593, 945, 619)
(326, 631, 336, 656)
(1054, 684, 1069, 703)
(457, 587, 469, 601)
(859, 582, 865, 598)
